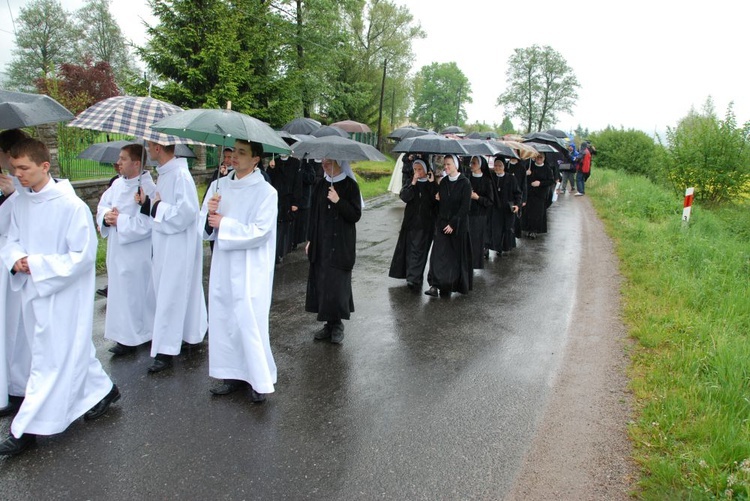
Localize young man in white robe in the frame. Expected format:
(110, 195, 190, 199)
(201, 139, 277, 402)
(137, 142, 207, 373)
(0, 129, 32, 418)
(97, 144, 157, 356)
(0, 139, 120, 456)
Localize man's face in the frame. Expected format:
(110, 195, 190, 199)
(146, 141, 158, 161)
(222, 150, 232, 166)
(118, 151, 140, 179)
(11, 155, 50, 192)
(232, 141, 258, 173)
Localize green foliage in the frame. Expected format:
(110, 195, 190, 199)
(588, 127, 667, 183)
(6, 0, 81, 90)
(497, 45, 579, 134)
(499, 115, 515, 135)
(411, 62, 472, 131)
(664, 98, 750, 204)
(589, 169, 750, 499)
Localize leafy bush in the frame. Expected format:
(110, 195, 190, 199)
(588, 127, 667, 183)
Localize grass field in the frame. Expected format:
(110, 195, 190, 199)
(588, 170, 750, 499)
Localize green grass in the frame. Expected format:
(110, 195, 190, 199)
(588, 169, 750, 499)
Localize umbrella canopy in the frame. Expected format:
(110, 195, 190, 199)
(459, 139, 500, 157)
(150, 108, 291, 155)
(523, 132, 570, 158)
(440, 125, 465, 134)
(330, 120, 371, 133)
(311, 125, 349, 138)
(497, 140, 538, 160)
(524, 142, 557, 154)
(387, 126, 419, 140)
(77, 140, 195, 166)
(290, 135, 387, 162)
(276, 130, 300, 145)
(485, 141, 519, 159)
(543, 129, 569, 139)
(0, 89, 74, 129)
(68, 96, 194, 145)
(465, 131, 499, 140)
(281, 117, 321, 135)
(393, 135, 469, 155)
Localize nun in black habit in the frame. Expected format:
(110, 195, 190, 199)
(268, 154, 303, 264)
(467, 155, 494, 269)
(506, 156, 527, 240)
(522, 153, 555, 239)
(487, 155, 523, 255)
(388, 159, 437, 290)
(424, 154, 473, 298)
(305, 159, 362, 344)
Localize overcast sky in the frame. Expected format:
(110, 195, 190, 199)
(2, 0, 746, 136)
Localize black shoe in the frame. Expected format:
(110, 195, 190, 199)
(0, 396, 23, 418)
(96, 286, 108, 298)
(330, 323, 345, 344)
(483, 249, 489, 259)
(84, 384, 121, 421)
(210, 379, 247, 395)
(313, 324, 332, 341)
(406, 281, 420, 291)
(108, 343, 137, 356)
(250, 388, 267, 404)
(148, 354, 173, 373)
(0, 433, 36, 456)
(424, 286, 439, 297)
(439, 289, 452, 298)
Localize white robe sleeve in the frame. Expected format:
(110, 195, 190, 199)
(25, 204, 97, 298)
(153, 175, 199, 234)
(200, 180, 219, 241)
(96, 186, 114, 239)
(216, 189, 277, 251)
(0, 191, 19, 237)
(0, 209, 29, 291)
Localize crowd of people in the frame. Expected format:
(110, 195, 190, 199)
(0, 125, 592, 457)
(388, 140, 596, 296)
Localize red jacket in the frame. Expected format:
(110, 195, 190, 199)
(578, 149, 591, 174)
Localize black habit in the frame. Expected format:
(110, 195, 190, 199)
(467, 172, 494, 269)
(269, 156, 303, 261)
(305, 175, 362, 322)
(487, 172, 523, 252)
(522, 162, 555, 234)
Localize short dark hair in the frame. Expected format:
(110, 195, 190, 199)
(222, 147, 233, 154)
(162, 144, 175, 154)
(0, 129, 30, 153)
(121, 143, 144, 162)
(9, 138, 50, 165)
(236, 139, 264, 158)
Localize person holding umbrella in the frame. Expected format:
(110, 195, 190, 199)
(467, 155, 494, 269)
(201, 139, 278, 402)
(424, 154, 473, 298)
(305, 158, 362, 344)
(523, 153, 555, 239)
(136, 142, 207, 373)
(487, 155, 523, 256)
(96, 144, 157, 357)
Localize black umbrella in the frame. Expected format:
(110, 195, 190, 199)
(0, 89, 75, 129)
(524, 142, 558, 154)
(466, 131, 499, 140)
(77, 140, 196, 166)
(276, 130, 300, 145)
(393, 136, 469, 155)
(486, 141, 520, 159)
(290, 135, 387, 162)
(440, 125, 465, 134)
(311, 125, 349, 138)
(544, 129, 569, 139)
(281, 117, 322, 135)
(523, 132, 570, 159)
(460, 139, 500, 157)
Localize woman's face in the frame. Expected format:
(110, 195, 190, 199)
(470, 157, 481, 173)
(322, 158, 341, 177)
(413, 162, 427, 178)
(534, 155, 545, 165)
(493, 159, 505, 174)
(443, 156, 458, 176)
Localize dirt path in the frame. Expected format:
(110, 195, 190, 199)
(506, 197, 637, 500)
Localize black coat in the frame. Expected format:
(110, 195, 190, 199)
(268, 157, 303, 222)
(388, 179, 437, 279)
(487, 172, 522, 251)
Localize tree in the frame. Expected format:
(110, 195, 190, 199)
(6, 0, 81, 91)
(499, 115, 515, 135)
(588, 126, 666, 182)
(497, 45, 579, 134)
(411, 62, 472, 132)
(35, 57, 120, 114)
(664, 98, 750, 204)
(76, 0, 136, 85)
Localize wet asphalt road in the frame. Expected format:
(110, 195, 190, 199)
(0, 192, 585, 500)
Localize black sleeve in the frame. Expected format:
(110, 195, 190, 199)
(140, 196, 152, 216)
(150, 200, 161, 218)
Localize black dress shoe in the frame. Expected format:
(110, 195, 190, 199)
(424, 286, 439, 297)
(250, 388, 267, 404)
(147, 354, 173, 373)
(313, 324, 332, 341)
(0, 396, 23, 418)
(96, 286, 108, 298)
(108, 343, 137, 356)
(330, 323, 345, 344)
(0, 433, 36, 456)
(84, 384, 121, 421)
(210, 379, 247, 395)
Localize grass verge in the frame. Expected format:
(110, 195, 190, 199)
(587, 169, 750, 499)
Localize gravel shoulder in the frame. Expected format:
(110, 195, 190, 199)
(506, 196, 637, 500)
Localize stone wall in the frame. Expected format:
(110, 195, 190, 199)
(72, 170, 214, 214)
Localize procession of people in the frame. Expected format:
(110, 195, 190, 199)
(0, 89, 594, 457)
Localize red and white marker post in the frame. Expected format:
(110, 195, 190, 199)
(682, 187, 694, 223)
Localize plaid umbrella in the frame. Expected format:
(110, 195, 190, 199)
(68, 96, 196, 145)
(0, 89, 74, 129)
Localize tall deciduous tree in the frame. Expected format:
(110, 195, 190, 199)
(411, 62, 472, 132)
(665, 98, 750, 203)
(497, 45, 579, 134)
(76, 0, 136, 85)
(6, 0, 81, 90)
